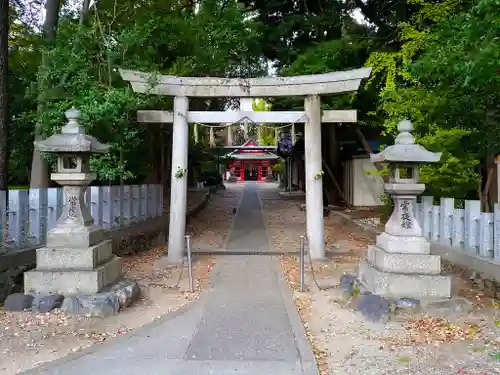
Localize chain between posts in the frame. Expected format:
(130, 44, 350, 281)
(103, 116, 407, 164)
(179, 113, 309, 130)
(300, 234, 337, 292)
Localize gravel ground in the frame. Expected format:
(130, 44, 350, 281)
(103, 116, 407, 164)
(0, 253, 215, 375)
(259, 184, 370, 254)
(186, 185, 242, 251)
(263, 195, 500, 375)
(0, 190, 223, 375)
(282, 253, 500, 375)
(259, 184, 305, 252)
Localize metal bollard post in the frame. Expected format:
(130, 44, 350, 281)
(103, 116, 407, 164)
(185, 235, 194, 293)
(299, 235, 305, 292)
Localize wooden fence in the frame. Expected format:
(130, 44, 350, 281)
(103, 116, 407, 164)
(416, 196, 499, 261)
(0, 184, 164, 250)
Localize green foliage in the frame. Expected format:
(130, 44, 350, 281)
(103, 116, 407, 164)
(278, 39, 370, 111)
(272, 159, 284, 173)
(365, 32, 423, 92)
(7, 11, 40, 185)
(174, 167, 187, 179)
(379, 193, 393, 224)
(7, 0, 266, 184)
(189, 137, 224, 185)
(284, 39, 370, 76)
(352, 280, 360, 299)
(200, 161, 222, 186)
(5, 0, 498, 201)
(313, 170, 324, 180)
(418, 128, 479, 198)
(259, 134, 275, 146)
(252, 99, 271, 112)
(253, 99, 276, 141)
(364, 0, 468, 96)
(365, 0, 499, 199)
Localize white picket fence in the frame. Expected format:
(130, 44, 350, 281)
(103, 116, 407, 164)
(416, 196, 499, 261)
(0, 184, 164, 250)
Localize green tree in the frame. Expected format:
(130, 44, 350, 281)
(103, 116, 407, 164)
(374, 0, 499, 200)
(30, 0, 62, 189)
(253, 98, 277, 145)
(15, 0, 266, 184)
(0, 0, 8, 190)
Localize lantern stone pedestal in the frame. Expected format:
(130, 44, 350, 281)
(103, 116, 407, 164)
(358, 120, 451, 300)
(24, 109, 123, 295)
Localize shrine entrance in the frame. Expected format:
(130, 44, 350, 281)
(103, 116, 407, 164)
(243, 166, 257, 181)
(120, 68, 371, 262)
(224, 140, 278, 182)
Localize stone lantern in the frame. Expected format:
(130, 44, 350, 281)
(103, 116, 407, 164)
(24, 108, 123, 295)
(358, 119, 451, 299)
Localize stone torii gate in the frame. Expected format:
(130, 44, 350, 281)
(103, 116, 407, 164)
(120, 68, 371, 262)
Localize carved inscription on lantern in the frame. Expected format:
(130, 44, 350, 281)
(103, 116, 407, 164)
(400, 200, 412, 229)
(68, 195, 78, 219)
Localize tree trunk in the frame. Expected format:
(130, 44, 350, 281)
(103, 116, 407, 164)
(481, 164, 494, 212)
(160, 126, 166, 190)
(29, 0, 61, 189)
(79, 0, 91, 24)
(165, 128, 172, 191)
(322, 159, 346, 205)
(0, 0, 8, 191)
(325, 124, 343, 205)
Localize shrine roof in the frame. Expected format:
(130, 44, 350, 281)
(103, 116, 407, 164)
(224, 140, 279, 160)
(229, 153, 279, 160)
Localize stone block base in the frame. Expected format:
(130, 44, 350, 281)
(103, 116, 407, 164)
(24, 256, 122, 295)
(376, 232, 430, 254)
(359, 260, 451, 299)
(47, 225, 106, 249)
(36, 240, 113, 269)
(367, 245, 441, 275)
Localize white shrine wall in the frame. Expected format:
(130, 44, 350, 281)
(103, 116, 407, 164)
(343, 155, 384, 207)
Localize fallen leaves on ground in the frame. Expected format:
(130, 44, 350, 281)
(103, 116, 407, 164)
(442, 261, 495, 309)
(403, 316, 478, 345)
(280, 255, 329, 375)
(185, 189, 242, 250)
(83, 328, 133, 343)
(274, 204, 500, 374)
(123, 246, 166, 271)
(293, 288, 329, 375)
(281, 256, 302, 290)
(0, 190, 225, 375)
(122, 245, 186, 289)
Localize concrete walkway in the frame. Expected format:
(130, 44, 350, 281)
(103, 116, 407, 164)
(23, 183, 317, 375)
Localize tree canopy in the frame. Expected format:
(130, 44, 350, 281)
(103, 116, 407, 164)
(1, 0, 499, 204)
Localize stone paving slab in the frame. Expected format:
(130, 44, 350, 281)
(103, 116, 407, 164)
(20, 183, 317, 375)
(32, 359, 306, 375)
(185, 257, 298, 361)
(224, 183, 270, 251)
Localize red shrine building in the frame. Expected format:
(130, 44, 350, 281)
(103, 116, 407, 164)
(224, 140, 279, 182)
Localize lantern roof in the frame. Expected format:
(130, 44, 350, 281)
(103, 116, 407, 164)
(370, 120, 442, 164)
(34, 108, 109, 154)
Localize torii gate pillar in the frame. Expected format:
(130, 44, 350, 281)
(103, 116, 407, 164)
(304, 95, 325, 260)
(168, 96, 189, 263)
